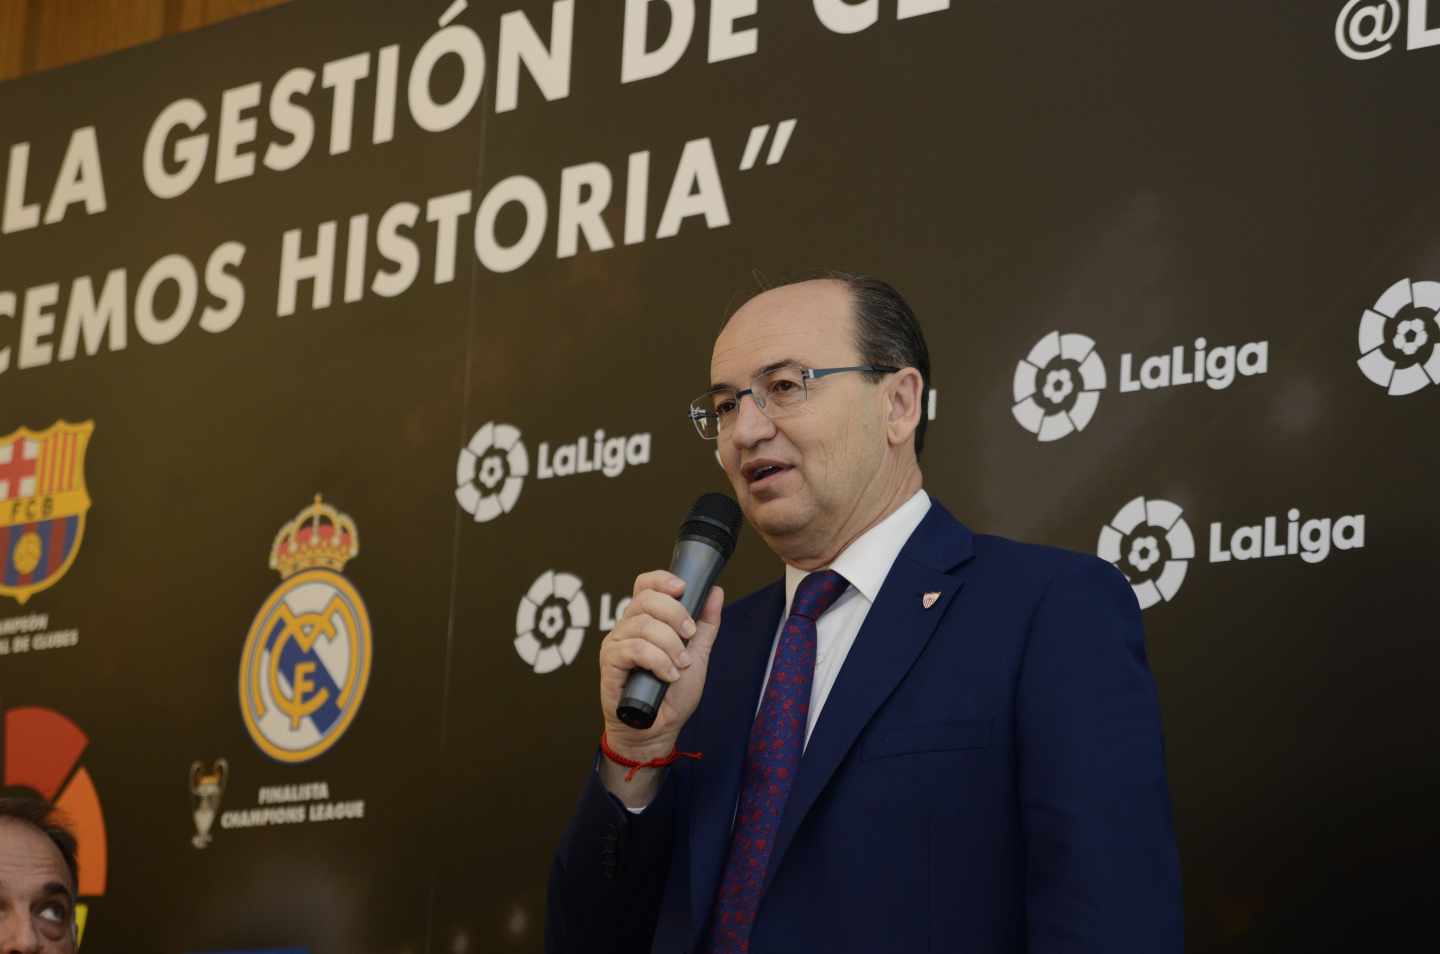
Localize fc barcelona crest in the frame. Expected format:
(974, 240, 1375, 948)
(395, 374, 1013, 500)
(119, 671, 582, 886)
(0, 420, 93, 605)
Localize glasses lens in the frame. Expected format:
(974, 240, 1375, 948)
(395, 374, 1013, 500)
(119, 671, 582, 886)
(757, 366, 807, 409)
(689, 398, 722, 439)
(704, 389, 738, 414)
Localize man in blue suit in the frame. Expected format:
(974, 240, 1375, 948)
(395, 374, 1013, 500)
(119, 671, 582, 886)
(547, 275, 1182, 953)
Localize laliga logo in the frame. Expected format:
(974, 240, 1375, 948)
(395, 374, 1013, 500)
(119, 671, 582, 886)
(1098, 496, 1194, 610)
(515, 570, 591, 674)
(1335, 0, 1440, 60)
(456, 421, 652, 522)
(1100, 496, 1368, 610)
(1012, 332, 1107, 441)
(1356, 278, 1440, 394)
(514, 570, 635, 674)
(456, 422, 528, 522)
(1014, 332, 1269, 442)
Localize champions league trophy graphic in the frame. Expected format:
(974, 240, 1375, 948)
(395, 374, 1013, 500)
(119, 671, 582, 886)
(189, 759, 228, 849)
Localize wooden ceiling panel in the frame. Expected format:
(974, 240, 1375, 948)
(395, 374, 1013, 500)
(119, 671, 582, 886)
(0, 0, 27, 82)
(174, 0, 292, 33)
(0, 0, 295, 81)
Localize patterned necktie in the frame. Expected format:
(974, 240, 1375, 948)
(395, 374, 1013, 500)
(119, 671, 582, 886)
(705, 568, 850, 954)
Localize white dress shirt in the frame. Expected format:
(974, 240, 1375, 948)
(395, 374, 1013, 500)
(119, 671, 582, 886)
(761, 488, 931, 749)
(619, 489, 931, 813)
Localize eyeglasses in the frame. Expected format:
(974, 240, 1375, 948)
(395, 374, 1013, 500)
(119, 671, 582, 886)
(688, 364, 900, 440)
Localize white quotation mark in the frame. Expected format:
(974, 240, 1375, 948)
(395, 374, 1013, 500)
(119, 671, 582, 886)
(1336, 0, 1402, 60)
(739, 120, 798, 171)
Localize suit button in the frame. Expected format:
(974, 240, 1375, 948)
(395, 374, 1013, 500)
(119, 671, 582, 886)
(600, 826, 619, 879)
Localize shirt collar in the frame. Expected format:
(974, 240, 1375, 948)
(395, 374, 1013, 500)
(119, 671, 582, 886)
(783, 489, 932, 607)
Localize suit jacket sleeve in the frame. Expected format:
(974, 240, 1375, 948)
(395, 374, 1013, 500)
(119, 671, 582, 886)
(545, 760, 678, 954)
(1017, 558, 1184, 953)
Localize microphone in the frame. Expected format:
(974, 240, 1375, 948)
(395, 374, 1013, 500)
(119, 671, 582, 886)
(616, 492, 742, 730)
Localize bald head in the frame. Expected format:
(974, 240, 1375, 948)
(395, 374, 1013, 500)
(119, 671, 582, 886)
(707, 275, 927, 568)
(720, 275, 930, 456)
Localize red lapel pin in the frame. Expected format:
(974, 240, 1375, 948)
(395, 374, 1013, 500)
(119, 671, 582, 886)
(922, 591, 941, 609)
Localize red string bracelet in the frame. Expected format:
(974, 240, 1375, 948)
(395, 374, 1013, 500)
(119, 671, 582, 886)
(600, 730, 703, 782)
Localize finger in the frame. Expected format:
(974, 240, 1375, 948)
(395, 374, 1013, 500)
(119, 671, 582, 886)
(607, 610, 689, 656)
(623, 614, 691, 669)
(698, 584, 724, 626)
(602, 618, 686, 668)
(625, 588, 697, 640)
(631, 570, 684, 602)
(610, 638, 683, 683)
(687, 586, 725, 658)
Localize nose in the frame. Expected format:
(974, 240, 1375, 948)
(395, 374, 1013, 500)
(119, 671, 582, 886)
(2, 914, 42, 954)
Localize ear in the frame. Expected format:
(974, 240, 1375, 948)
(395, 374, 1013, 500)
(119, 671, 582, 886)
(884, 368, 924, 448)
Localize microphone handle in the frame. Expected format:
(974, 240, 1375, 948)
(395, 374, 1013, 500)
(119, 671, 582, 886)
(672, 536, 725, 618)
(615, 535, 726, 730)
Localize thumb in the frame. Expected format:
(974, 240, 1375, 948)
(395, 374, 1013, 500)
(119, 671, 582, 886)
(688, 585, 725, 659)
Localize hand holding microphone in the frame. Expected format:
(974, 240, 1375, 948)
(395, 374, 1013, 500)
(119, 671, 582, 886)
(597, 494, 741, 800)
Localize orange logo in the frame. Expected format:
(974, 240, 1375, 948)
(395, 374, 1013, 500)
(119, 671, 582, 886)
(3, 706, 107, 941)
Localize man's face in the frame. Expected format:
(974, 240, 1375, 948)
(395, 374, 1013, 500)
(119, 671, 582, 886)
(0, 819, 75, 954)
(710, 280, 889, 556)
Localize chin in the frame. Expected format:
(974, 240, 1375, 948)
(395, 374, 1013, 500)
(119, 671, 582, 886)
(743, 496, 811, 540)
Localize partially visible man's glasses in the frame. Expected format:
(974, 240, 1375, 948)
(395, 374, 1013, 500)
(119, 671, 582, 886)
(688, 364, 900, 440)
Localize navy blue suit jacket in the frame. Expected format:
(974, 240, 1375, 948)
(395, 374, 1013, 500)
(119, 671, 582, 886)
(548, 502, 1182, 953)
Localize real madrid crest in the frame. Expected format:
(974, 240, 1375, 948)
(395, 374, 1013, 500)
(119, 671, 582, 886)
(238, 495, 372, 763)
(0, 420, 94, 605)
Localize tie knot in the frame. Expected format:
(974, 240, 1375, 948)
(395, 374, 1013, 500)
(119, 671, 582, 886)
(791, 569, 848, 621)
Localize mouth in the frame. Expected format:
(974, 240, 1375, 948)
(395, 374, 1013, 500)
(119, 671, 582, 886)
(742, 460, 793, 487)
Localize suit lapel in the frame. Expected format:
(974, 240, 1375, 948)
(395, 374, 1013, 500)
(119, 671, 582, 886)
(761, 504, 975, 895)
(687, 581, 784, 941)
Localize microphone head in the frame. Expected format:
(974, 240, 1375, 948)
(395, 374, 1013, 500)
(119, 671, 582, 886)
(680, 493, 742, 560)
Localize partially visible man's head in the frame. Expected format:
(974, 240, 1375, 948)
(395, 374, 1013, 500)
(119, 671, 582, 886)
(709, 274, 928, 568)
(0, 795, 78, 953)
(833, 273, 930, 457)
